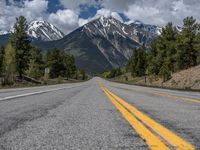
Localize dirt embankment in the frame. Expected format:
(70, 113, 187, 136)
(164, 65, 200, 90)
(113, 65, 200, 90)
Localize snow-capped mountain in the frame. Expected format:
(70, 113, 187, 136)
(0, 30, 11, 35)
(27, 21, 65, 41)
(33, 16, 158, 73)
(0, 21, 65, 41)
(176, 25, 182, 32)
(129, 20, 183, 36)
(82, 16, 157, 59)
(129, 20, 162, 35)
(0, 16, 163, 74)
(82, 16, 141, 59)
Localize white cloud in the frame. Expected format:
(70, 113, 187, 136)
(77, 8, 124, 27)
(95, 8, 123, 22)
(78, 18, 89, 27)
(100, 0, 200, 26)
(1, 0, 200, 34)
(48, 9, 79, 34)
(100, 0, 133, 12)
(24, 0, 48, 16)
(0, 0, 48, 31)
(124, 4, 166, 25)
(59, 0, 98, 12)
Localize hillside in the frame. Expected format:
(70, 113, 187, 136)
(112, 65, 200, 90)
(164, 65, 200, 90)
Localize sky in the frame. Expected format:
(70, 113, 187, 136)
(1, 0, 200, 34)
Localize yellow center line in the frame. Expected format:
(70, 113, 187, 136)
(100, 84, 195, 150)
(101, 86, 170, 150)
(154, 92, 200, 103)
(113, 85, 200, 103)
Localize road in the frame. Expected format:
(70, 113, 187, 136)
(0, 77, 199, 150)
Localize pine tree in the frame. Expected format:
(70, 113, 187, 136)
(127, 48, 138, 76)
(46, 48, 65, 78)
(27, 47, 44, 79)
(46, 48, 77, 78)
(146, 39, 160, 75)
(158, 64, 171, 82)
(146, 22, 178, 80)
(0, 46, 5, 76)
(64, 55, 76, 79)
(80, 69, 86, 80)
(2, 42, 16, 85)
(157, 22, 178, 72)
(195, 32, 200, 64)
(136, 47, 147, 76)
(127, 47, 147, 77)
(176, 16, 199, 70)
(11, 16, 31, 78)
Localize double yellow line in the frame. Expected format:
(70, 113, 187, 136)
(113, 86, 200, 104)
(154, 92, 200, 103)
(99, 83, 195, 150)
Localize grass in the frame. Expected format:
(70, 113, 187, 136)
(0, 77, 89, 89)
(108, 73, 200, 92)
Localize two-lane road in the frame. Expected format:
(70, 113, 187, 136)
(0, 78, 199, 150)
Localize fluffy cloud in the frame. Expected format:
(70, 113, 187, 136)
(124, 4, 166, 25)
(24, 0, 48, 17)
(100, 0, 134, 12)
(95, 8, 123, 22)
(78, 18, 89, 27)
(1, 0, 200, 34)
(78, 8, 123, 27)
(0, 0, 48, 31)
(100, 0, 200, 26)
(59, 0, 98, 12)
(48, 9, 79, 34)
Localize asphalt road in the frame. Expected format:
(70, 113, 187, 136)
(0, 77, 199, 150)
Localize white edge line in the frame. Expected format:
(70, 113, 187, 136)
(0, 86, 75, 101)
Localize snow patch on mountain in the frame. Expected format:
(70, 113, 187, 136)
(122, 27, 128, 35)
(0, 30, 10, 35)
(27, 21, 65, 41)
(0, 21, 65, 41)
(129, 20, 162, 35)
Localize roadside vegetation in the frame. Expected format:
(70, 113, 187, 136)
(103, 16, 200, 90)
(102, 68, 123, 79)
(0, 16, 88, 87)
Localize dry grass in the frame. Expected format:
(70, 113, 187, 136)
(164, 65, 200, 90)
(112, 65, 200, 90)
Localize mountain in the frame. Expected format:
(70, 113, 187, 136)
(129, 20, 162, 35)
(128, 20, 162, 47)
(27, 21, 65, 41)
(0, 21, 65, 42)
(129, 20, 183, 35)
(0, 33, 10, 46)
(34, 17, 158, 73)
(0, 30, 10, 35)
(0, 17, 159, 74)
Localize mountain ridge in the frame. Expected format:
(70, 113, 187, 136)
(27, 21, 65, 41)
(0, 21, 65, 41)
(0, 16, 161, 74)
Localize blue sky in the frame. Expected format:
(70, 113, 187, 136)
(1, 0, 200, 34)
(47, 0, 63, 13)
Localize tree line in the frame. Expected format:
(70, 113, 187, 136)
(0, 16, 86, 86)
(127, 16, 200, 82)
(102, 68, 123, 79)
